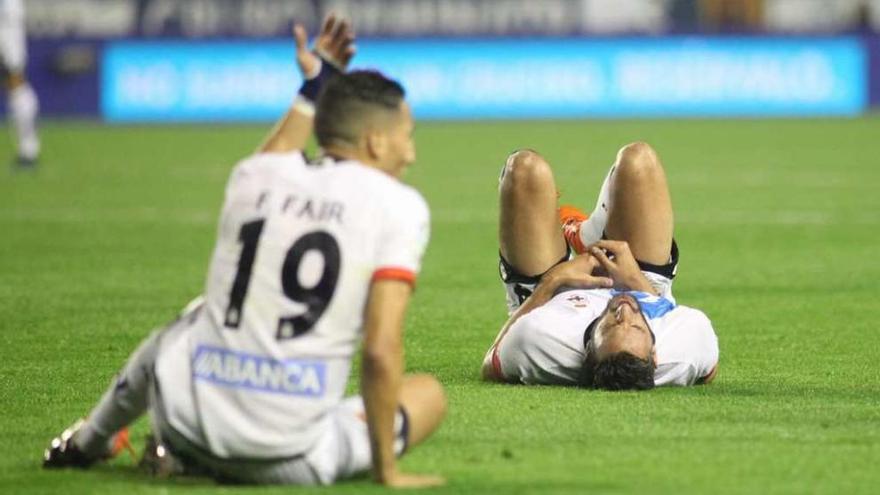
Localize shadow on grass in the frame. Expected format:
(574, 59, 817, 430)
(706, 381, 880, 403)
(476, 375, 880, 402)
(19, 457, 625, 494)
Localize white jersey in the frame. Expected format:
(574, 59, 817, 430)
(155, 152, 429, 459)
(494, 289, 718, 387)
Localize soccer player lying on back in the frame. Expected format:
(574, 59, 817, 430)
(43, 15, 446, 488)
(482, 143, 719, 390)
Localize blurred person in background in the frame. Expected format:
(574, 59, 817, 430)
(763, 0, 880, 32)
(673, 0, 880, 33)
(699, 0, 764, 31)
(0, 0, 39, 168)
(578, 0, 670, 34)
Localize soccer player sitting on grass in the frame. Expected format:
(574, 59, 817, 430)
(43, 15, 446, 488)
(481, 143, 719, 390)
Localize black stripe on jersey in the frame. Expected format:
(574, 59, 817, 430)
(583, 317, 600, 349)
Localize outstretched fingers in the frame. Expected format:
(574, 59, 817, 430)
(329, 18, 349, 49)
(316, 13, 356, 69)
(292, 23, 320, 78)
(321, 13, 337, 37)
(293, 24, 309, 53)
(338, 27, 357, 66)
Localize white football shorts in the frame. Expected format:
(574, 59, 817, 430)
(155, 395, 409, 485)
(149, 299, 410, 485)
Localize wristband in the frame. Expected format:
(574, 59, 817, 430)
(298, 54, 342, 103)
(291, 95, 316, 117)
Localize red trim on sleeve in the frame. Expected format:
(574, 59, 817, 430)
(698, 364, 718, 385)
(372, 267, 417, 287)
(491, 346, 506, 382)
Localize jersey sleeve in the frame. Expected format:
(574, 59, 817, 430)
(654, 309, 719, 387)
(372, 188, 430, 286)
(495, 311, 583, 386)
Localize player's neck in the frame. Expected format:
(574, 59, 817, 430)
(322, 146, 395, 177)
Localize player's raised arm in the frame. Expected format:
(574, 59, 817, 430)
(258, 14, 355, 153)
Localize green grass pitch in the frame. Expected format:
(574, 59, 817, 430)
(1, 118, 879, 494)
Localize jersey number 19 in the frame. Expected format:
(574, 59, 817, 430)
(223, 218, 341, 340)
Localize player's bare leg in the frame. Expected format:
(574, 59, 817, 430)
(603, 142, 674, 264)
(499, 149, 568, 276)
(397, 374, 447, 447)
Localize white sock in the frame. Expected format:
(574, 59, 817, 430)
(8, 83, 40, 161)
(579, 164, 614, 246)
(73, 332, 159, 457)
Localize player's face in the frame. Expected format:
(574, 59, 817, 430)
(383, 102, 416, 176)
(591, 293, 655, 361)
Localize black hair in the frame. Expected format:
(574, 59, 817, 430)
(579, 340, 656, 391)
(314, 70, 406, 148)
(577, 299, 657, 391)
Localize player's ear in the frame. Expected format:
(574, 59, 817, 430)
(365, 130, 388, 161)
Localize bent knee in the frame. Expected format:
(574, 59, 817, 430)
(406, 374, 448, 417)
(615, 141, 663, 180)
(502, 149, 554, 190)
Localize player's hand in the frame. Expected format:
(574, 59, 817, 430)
(380, 471, 446, 489)
(293, 13, 356, 78)
(587, 240, 657, 294)
(539, 254, 613, 293)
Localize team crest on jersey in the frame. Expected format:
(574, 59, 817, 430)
(567, 294, 588, 308)
(192, 346, 326, 397)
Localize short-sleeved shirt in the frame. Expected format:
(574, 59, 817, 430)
(155, 152, 429, 459)
(495, 289, 718, 387)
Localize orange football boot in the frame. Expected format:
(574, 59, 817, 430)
(43, 420, 136, 469)
(558, 205, 589, 254)
(109, 427, 137, 462)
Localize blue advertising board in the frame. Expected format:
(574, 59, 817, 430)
(101, 37, 867, 122)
